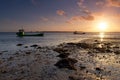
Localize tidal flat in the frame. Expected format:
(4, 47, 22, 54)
(0, 38, 120, 80)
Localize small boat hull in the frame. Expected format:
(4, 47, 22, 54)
(16, 33, 44, 37)
(16, 29, 44, 37)
(73, 31, 85, 34)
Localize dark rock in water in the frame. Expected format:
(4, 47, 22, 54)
(94, 40, 98, 42)
(77, 43, 92, 49)
(113, 46, 119, 49)
(37, 46, 42, 49)
(69, 76, 85, 80)
(7, 56, 14, 61)
(88, 51, 94, 56)
(30, 44, 38, 47)
(95, 67, 103, 72)
(17, 44, 23, 46)
(94, 47, 106, 53)
(106, 49, 113, 53)
(1, 70, 7, 74)
(0, 52, 2, 55)
(57, 53, 70, 58)
(114, 50, 120, 54)
(24, 46, 28, 48)
(53, 48, 68, 54)
(67, 43, 76, 45)
(26, 51, 31, 54)
(2, 51, 8, 53)
(55, 58, 77, 70)
(80, 66, 86, 70)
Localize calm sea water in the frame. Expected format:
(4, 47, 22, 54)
(0, 32, 120, 51)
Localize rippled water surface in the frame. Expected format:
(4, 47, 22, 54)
(0, 32, 120, 51)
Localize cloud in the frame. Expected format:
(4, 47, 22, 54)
(66, 15, 94, 24)
(66, 0, 95, 24)
(107, 0, 120, 7)
(77, 0, 84, 6)
(66, 16, 82, 24)
(56, 10, 66, 16)
(96, 1, 105, 6)
(96, 0, 120, 7)
(77, 0, 92, 16)
(110, 13, 120, 19)
(81, 15, 94, 21)
(82, 9, 91, 15)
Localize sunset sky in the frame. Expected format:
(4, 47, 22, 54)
(0, 0, 120, 32)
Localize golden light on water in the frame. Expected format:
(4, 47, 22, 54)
(99, 32, 105, 41)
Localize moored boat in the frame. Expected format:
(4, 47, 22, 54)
(73, 31, 85, 34)
(16, 29, 44, 37)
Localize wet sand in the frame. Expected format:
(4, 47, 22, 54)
(0, 38, 120, 80)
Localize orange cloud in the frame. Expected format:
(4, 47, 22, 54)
(81, 15, 94, 21)
(107, 0, 120, 7)
(111, 13, 120, 19)
(66, 15, 94, 24)
(82, 9, 91, 15)
(56, 10, 66, 16)
(92, 12, 104, 16)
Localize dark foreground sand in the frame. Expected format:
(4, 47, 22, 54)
(0, 38, 120, 80)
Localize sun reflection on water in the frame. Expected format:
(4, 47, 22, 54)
(99, 32, 105, 42)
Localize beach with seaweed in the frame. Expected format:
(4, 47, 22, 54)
(0, 36, 120, 80)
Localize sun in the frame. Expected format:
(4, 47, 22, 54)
(98, 22, 107, 31)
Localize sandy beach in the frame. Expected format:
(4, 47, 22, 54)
(0, 38, 120, 80)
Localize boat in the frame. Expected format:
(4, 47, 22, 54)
(16, 29, 44, 37)
(73, 31, 85, 34)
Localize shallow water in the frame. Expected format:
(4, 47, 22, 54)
(0, 32, 120, 51)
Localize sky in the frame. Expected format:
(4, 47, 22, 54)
(0, 0, 120, 32)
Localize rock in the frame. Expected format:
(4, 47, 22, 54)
(0, 68, 7, 73)
(0, 52, 2, 55)
(57, 53, 70, 58)
(25, 51, 31, 54)
(17, 44, 23, 46)
(94, 47, 106, 53)
(113, 46, 119, 49)
(67, 43, 76, 45)
(69, 76, 85, 80)
(80, 66, 86, 70)
(114, 50, 120, 54)
(94, 40, 98, 42)
(53, 48, 68, 54)
(88, 51, 94, 56)
(55, 58, 77, 70)
(2, 50, 8, 53)
(1, 70, 7, 73)
(30, 44, 38, 47)
(106, 49, 113, 53)
(24, 46, 28, 48)
(77, 43, 92, 49)
(8, 56, 14, 61)
(37, 46, 42, 49)
(95, 67, 103, 72)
